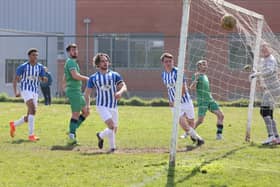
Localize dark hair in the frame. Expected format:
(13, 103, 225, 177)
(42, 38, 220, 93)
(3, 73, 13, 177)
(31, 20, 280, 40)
(93, 53, 111, 66)
(66, 43, 77, 52)
(27, 48, 38, 56)
(160, 52, 173, 62)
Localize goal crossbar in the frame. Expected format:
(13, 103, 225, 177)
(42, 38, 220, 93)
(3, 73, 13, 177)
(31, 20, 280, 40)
(216, 0, 263, 20)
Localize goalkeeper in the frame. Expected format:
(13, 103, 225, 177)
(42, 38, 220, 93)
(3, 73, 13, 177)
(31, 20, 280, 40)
(250, 43, 280, 102)
(189, 60, 224, 140)
(250, 43, 280, 144)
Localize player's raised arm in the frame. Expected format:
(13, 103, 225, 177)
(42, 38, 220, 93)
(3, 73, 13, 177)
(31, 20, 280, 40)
(189, 72, 199, 90)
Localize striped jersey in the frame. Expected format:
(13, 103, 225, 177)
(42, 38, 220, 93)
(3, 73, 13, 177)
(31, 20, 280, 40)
(161, 67, 191, 103)
(87, 70, 123, 108)
(16, 62, 45, 93)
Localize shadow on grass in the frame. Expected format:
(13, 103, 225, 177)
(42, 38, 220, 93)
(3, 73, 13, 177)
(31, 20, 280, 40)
(11, 139, 32, 144)
(80, 151, 108, 155)
(165, 144, 203, 187)
(50, 145, 78, 151)
(174, 145, 248, 185)
(166, 164, 175, 187)
(248, 142, 279, 149)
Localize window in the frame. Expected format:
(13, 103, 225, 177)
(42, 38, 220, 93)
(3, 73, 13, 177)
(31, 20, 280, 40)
(95, 33, 164, 69)
(5, 59, 46, 83)
(57, 35, 65, 55)
(229, 35, 253, 70)
(187, 34, 207, 71)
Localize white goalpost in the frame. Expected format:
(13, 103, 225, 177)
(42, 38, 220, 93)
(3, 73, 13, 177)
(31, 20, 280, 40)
(169, 0, 280, 165)
(169, 0, 191, 166)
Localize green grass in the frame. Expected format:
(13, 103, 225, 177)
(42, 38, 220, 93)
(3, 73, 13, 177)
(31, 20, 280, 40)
(0, 103, 280, 187)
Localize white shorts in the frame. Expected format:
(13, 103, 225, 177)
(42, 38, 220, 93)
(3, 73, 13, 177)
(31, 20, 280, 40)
(96, 106, 118, 127)
(171, 101, 195, 119)
(21, 91, 38, 107)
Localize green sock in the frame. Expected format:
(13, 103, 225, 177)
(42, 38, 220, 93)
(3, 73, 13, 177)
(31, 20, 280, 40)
(69, 118, 78, 136)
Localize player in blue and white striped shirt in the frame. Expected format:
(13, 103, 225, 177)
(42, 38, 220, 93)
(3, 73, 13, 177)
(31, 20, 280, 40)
(84, 53, 127, 153)
(10, 48, 47, 141)
(161, 52, 204, 146)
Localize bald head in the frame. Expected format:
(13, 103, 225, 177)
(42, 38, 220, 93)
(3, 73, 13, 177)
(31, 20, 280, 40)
(261, 43, 272, 58)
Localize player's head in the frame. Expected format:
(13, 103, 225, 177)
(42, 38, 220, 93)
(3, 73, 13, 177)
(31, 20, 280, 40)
(66, 43, 78, 58)
(160, 52, 174, 70)
(27, 48, 39, 63)
(196, 59, 208, 72)
(260, 42, 272, 58)
(93, 53, 111, 70)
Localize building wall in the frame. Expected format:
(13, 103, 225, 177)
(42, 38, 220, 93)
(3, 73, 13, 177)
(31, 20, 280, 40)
(0, 0, 76, 35)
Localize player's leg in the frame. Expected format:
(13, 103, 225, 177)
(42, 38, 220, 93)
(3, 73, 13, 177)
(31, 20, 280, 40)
(105, 118, 116, 153)
(179, 114, 204, 146)
(180, 102, 204, 145)
(210, 101, 224, 140)
(260, 107, 276, 145)
(110, 108, 118, 148)
(26, 93, 39, 141)
(96, 106, 115, 151)
(67, 92, 82, 144)
(270, 110, 279, 143)
(194, 105, 207, 129)
(76, 94, 88, 128)
(9, 91, 28, 137)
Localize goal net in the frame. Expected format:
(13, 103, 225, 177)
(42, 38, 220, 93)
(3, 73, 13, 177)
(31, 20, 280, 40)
(182, 0, 280, 138)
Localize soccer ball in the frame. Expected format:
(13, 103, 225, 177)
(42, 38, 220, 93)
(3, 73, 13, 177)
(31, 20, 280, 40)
(221, 14, 237, 31)
(243, 64, 252, 72)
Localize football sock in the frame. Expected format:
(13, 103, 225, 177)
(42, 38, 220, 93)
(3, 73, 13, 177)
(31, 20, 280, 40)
(272, 119, 279, 138)
(216, 124, 223, 134)
(100, 128, 110, 139)
(28, 115, 35, 135)
(69, 133, 75, 139)
(77, 115, 86, 128)
(108, 129, 116, 149)
(263, 116, 273, 137)
(14, 116, 25, 126)
(188, 127, 201, 140)
(69, 118, 78, 136)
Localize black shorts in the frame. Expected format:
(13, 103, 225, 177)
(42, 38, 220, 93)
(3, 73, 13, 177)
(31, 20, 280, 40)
(260, 106, 273, 119)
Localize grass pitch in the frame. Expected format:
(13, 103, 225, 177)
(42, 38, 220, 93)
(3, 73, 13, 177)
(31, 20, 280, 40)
(0, 103, 280, 187)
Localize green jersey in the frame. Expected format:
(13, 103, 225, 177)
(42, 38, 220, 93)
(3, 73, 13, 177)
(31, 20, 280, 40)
(192, 74, 214, 104)
(64, 58, 82, 92)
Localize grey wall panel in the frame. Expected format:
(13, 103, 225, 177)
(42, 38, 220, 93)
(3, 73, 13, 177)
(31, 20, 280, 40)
(0, 0, 75, 35)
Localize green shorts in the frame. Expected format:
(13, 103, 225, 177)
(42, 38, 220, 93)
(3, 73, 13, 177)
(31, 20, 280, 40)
(198, 100, 220, 117)
(66, 91, 86, 112)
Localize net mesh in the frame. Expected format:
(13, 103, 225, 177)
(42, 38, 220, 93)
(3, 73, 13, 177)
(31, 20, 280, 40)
(185, 0, 280, 106)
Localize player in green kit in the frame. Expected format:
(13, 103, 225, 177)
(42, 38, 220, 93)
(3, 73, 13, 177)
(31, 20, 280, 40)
(189, 60, 224, 140)
(64, 43, 89, 145)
